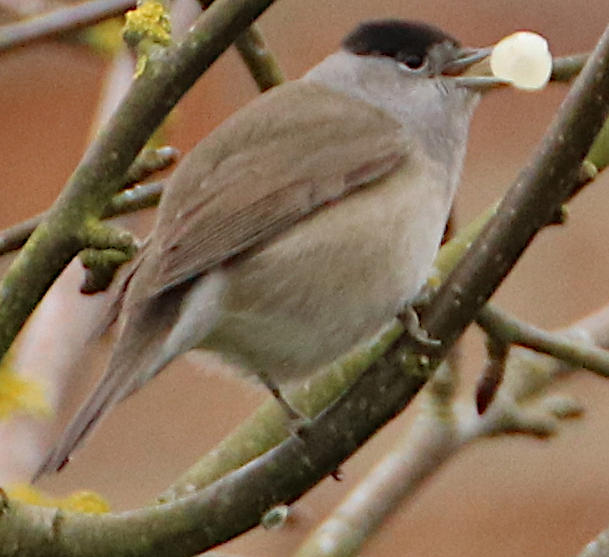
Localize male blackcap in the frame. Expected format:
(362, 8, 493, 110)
(34, 19, 502, 479)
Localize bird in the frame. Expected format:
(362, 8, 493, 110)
(34, 18, 502, 479)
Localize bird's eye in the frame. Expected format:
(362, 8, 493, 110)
(400, 53, 425, 69)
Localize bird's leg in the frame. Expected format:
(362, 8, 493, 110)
(256, 369, 309, 425)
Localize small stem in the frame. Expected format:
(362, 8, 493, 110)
(551, 52, 588, 82)
(234, 23, 284, 91)
(0, 215, 44, 256)
(122, 146, 179, 188)
(477, 304, 609, 379)
(105, 180, 164, 215)
(476, 332, 509, 414)
(197, 0, 284, 91)
(0, 182, 164, 256)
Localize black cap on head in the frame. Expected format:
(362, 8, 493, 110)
(342, 20, 460, 69)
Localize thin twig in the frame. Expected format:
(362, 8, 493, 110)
(106, 180, 164, 215)
(292, 301, 609, 557)
(0, 215, 44, 256)
(0, 0, 136, 53)
(0, 182, 164, 255)
(122, 146, 179, 187)
(477, 304, 609, 378)
(198, 0, 286, 91)
(0, 0, 278, 360)
(234, 23, 284, 91)
(552, 53, 589, 82)
(475, 330, 509, 414)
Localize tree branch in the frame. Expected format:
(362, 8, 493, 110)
(1, 20, 609, 557)
(477, 304, 609, 379)
(420, 24, 609, 353)
(0, 0, 136, 53)
(551, 53, 589, 82)
(195, 0, 284, 92)
(0, 0, 278, 361)
(0, 53, 585, 259)
(292, 299, 609, 557)
(160, 19, 609, 547)
(0, 182, 164, 256)
(121, 145, 178, 187)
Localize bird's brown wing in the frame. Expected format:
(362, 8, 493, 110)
(32, 81, 410, 480)
(139, 80, 408, 299)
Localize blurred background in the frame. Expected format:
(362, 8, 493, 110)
(1, 1, 609, 556)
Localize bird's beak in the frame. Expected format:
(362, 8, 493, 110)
(443, 46, 510, 91)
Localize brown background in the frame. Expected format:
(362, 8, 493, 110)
(2, 1, 609, 556)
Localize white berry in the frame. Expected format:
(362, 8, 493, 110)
(490, 31, 552, 91)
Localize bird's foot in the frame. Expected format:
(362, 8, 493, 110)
(399, 305, 442, 355)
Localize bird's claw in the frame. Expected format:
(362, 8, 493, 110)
(399, 305, 442, 355)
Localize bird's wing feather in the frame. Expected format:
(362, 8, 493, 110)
(142, 80, 408, 297)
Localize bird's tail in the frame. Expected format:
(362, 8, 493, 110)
(31, 344, 170, 482)
(32, 272, 198, 481)
(31, 283, 185, 481)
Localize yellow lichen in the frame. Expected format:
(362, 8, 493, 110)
(123, 1, 171, 48)
(123, 1, 172, 77)
(6, 483, 110, 514)
(0, 353, 52, 421)
(134, 54, 148, 78)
